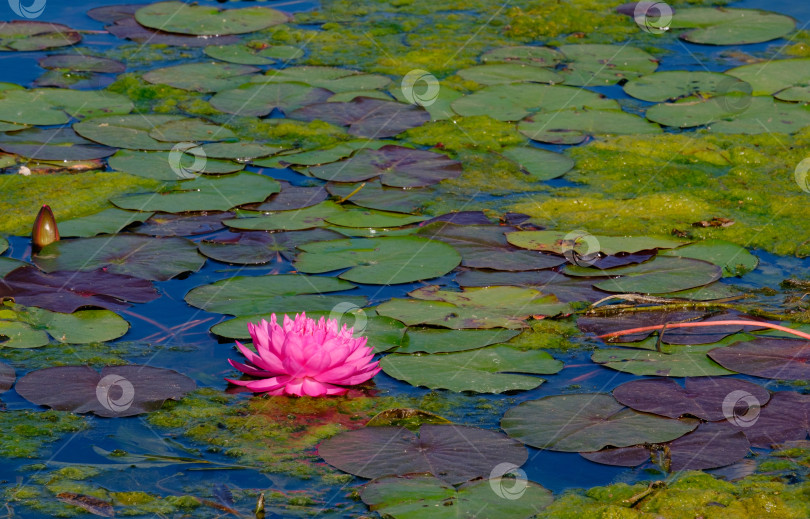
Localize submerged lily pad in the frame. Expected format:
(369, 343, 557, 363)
(111, 172, 280, 212)
(210, 82, 333, 117)
(670, 7, 795, 45)
(184, 274, 359, 315)
(309, 145, 462, 188)
(361, 475, 553, 519)
(0, 88, 132, 126)
(318, 424, 527, 484)
(58, 208, 153, 238)
(381, 346, 562, 393)
(205, 42, 303, 65)
(294, 237, 461, 285)
(377, 285, 569, 329)
(501, 394, 698, 452)
(143, 62, 258, 93)
(33, 235, 204, 281)
(289, 97, 431, 138)
(0, 266, 158, 313)
(198, 229, 341, 265)
(134, 2, 288, 36)
(0, 21, 81, 52)
(16, 364, 196, 417)
(708, 338, 810, 380)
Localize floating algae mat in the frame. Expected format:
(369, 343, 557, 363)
(2, 0, 810, 516)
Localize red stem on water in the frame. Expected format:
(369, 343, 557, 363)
(596, 320, 810, 341)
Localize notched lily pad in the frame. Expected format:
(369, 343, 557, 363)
(708, 338, 810, 380)
(0, 21, 81, 52)
(289, 97, 431, 138)
(143, 62, 258, 93)
(134, 1, 289, 36)
(198, 229, 341, 265)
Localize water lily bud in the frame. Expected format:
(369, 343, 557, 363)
(32, 204, 59, 252)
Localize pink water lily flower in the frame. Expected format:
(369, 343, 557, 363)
(226, 312, 380, 397)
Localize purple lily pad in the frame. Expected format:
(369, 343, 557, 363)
(417, 223, 565, 271)
(132, 212, 233, 237)
(742, 392, 810, 447)
(582, 421, 750, 471)
(16, 364, 196, 417)
(87, 4, 143, 22)
(578, 310, 708, 342)
(612, 377, 770, 421)
(708, 338, 810, 380)
(0, 362, 14, 392)
(318, 424, 527, 485)
(310, 145, 462, 188)
(0, 266, 158, 313)
(242, 181, 327, 212)
(455, 270, 607, 303)
(289, 97, 431, 138)
(39, 54, 125, 73)
(326, 180, 434, 214)
(0, 21, 81, 52)
(198, 228, 342, 265)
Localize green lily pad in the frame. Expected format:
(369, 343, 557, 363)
(108, 150, 244, 180)
(324, 209, 428, 229)
(727, 58, 810, 95)
(187, 142, 282, 161)
(326, 181, 433, 214)
(204, 42, 303, 65)
(0, 237, 7, 254)
(149, 118, 237, 142)
(592, 344, 736, 377)
(0, 88, 132, 126)
(557, 44, 658, 86)
(309, 145, 462, 188)
(0, 127, 115, 160)
(707, 97, 810, 134)
(134, 2, 289, 36)
(111, 172, 280, 213)
(501, 146, 574, 180)
(388, 84, 463, 121)
(143, 63, 258, 93)
(774, 86, 810, 102)
(501, 394, 698, 452)
(645, 94, 753, 128)
(253, 140, 390, 169)
(660, 240, 758, 277)
(360, 475, 553, 519)
(481, 45, 563, 67)
(456, 63, 562, 85)
(58, 208, 153, 238)
(624, 71, 752, 103)
(377, 285, 569, 329)
(184, 274, 360, 315)
(381, 346, 562, 393)
(506, 231, 685, 255)
(210, 82, 333, 117)
(451, 83, 619, 121)
(565, 256, 722, 294)
(294, 237, 461, 285)
(0, 321, 48, 348)
(670, 7, 795, 46)
(0, 21, 81, 52)
(39, 54, 125, 73)
(519, 109, 661, 145)
(398, 328, 521, 354)
(328, 90, 393, 103)
(210, 310, 405, 353)
(252, 66, 391, 92)
(198, 228, 341, 265)
(19, 306, 129, 344)
(33, 235, 205, 281)
(73, 114, 185, 151)
(224, 201, 344, 231)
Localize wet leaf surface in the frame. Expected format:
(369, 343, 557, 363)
(289, 97, 431, 138)
(0, 21, 81, 52)
(740, 392, 810, 447)
(708, 338, 810, 380)
(198, 229, 341, 265)
(397, 328, 520, 354)
(56, 208, 153, 238)
(134, 1, 289, 35)
(132, 212, 232, 236)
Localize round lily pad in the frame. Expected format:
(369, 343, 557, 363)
(360, 475, 553, 519)
(184, 274, 359, 315)
(111, 172, 280, 213)
(58, 208, 153, 238)
(325, 208, 428, 229)
(19, 306, 130, 345)
(198, 228, 340, 265)
(670, 7, 795, 46)
(254, 139, 390, 169)
(204, 42, 303, 65)
(289, 97, 431, 138)
(294, 237, 461, 285)
(519, 109, 661, 145)
(624, 71, 752, 103)
(33, 235, 205, 281)
(0, 88, 132, 126)
(39, 54, 124, 73)
(506, 231, 685, 256)
(132, 212, 232, 237)
(223, 201, 345, 231)
(740, 391, 810, 447)
(659, 240, 758, 277)
(73, 114, 185, 150)
(381, 346, 562, 393)
(149, 118, 237, 142)
(143, 62, 258, 93)
(210, 82, 333, 117)
(251, 66, 391, 92)
(708, 338, 810, 380)
(398, 328, 520, 354)
(108, 149, 244, 180)
(134, 2, 289, 36)
(0, 362, 13, 391)
(318, 424, 527, 484)
(566, 256, 722, 294)
(104, 15, 239, 46)
(727, 58, 810, 95)
(708, 97, 810, 134)
(501, 394, 698, 452)
(645, 95, 753, 128)
(0, 21, 81, 52)
(243, 181, 328, 212)
(0, 321, 48, 348)
(592, 344, 736, 377)
(501, 146, 574, 180)
(0, 127, 115, 160)
(16, 364, 196, 417)
(456, 63, 562, 85)
(326, 180, 433, 214)
(557, 44, 658, 86)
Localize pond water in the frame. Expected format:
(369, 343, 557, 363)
(1, 0, 810, 517)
